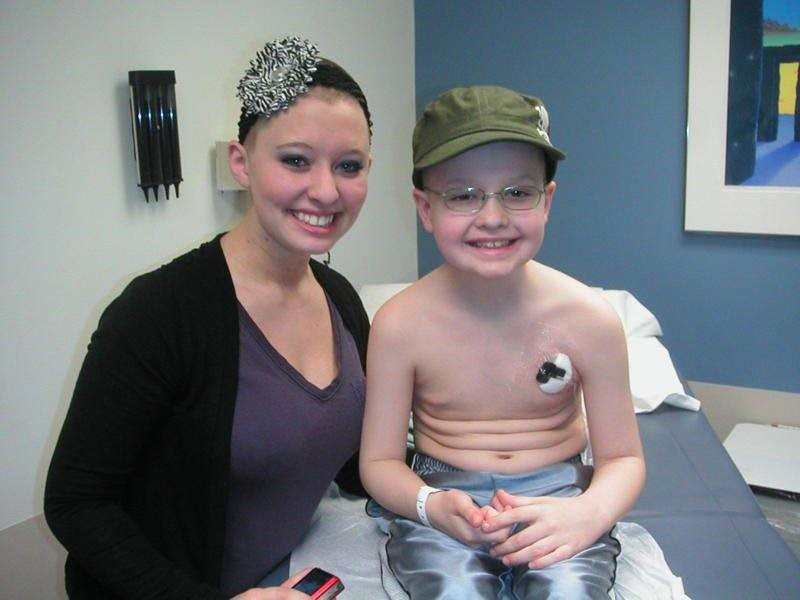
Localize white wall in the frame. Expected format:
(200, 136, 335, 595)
(0, 0, 417, 532)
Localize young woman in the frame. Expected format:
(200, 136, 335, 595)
(45, 37, 372, 599)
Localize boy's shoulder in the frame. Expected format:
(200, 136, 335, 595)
(532, 262, 605, 307)
(533, 263, 626, 349)
(369, 269, 464, 346)
(524, 263, 623, 345)
(371, 272, 439, 324)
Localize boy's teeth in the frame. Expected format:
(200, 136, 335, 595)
(294, 211, 334, 226)
(473, 240, 511, 248)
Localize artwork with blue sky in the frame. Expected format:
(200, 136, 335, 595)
(726, 0, 800, 187)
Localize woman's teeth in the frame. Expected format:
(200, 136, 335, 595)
(293, 211, 334, 227)
(471, 240, 511, 248)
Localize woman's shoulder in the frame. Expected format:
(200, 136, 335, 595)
(103, 234, 232, 329)
(309, 258, 356, 294)
(309, 259, 365, 315)
(125, 234, 226, 292)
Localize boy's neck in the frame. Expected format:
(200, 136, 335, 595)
(440, 261, 538, 314)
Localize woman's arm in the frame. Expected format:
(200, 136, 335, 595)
(44, 278, 227, 599)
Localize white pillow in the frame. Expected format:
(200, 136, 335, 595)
(596, 289, 663, 338)
(358, 283, 412, 322)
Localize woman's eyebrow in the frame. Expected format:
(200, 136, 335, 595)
(275, 142, 313, 150)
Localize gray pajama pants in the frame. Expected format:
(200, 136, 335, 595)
(384, 454, 619, 599)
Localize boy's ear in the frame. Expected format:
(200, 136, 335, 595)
(542, 180, 556, 222)
(228, 141, 251, 188)
(413, 187, 435, 233)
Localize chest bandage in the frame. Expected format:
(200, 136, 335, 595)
(536, 352, 573, 394)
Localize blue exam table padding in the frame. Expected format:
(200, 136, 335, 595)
(630, 405, 800, 599)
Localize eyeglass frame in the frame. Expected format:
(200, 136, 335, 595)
(423, 184, 546, 214)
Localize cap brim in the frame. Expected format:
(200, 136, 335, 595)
(414, 129, 566, 170)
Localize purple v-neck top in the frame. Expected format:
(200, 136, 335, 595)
(219, 297, 365, 594)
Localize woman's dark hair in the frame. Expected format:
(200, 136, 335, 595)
(237, 58, 372, 144)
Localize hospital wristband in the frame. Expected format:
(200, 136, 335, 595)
(416, 485, 442, 527)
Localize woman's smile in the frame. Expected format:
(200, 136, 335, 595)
(290, 209, 337, 229)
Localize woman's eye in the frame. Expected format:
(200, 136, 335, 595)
(281, 155, 309, 168)
(338, 160, 364, 174)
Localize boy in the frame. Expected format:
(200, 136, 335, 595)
(360, 86, 645, 599)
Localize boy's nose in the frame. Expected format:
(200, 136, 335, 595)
(474, 196, 509, 228)
(308, 167, 339, 204)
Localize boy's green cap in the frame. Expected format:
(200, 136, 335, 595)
(412, 85, 566, 185)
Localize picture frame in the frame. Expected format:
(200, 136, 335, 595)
(685, 0, 800, 236)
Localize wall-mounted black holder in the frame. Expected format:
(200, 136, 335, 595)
(128, 70, 182, 201)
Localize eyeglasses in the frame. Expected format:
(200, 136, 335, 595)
(425, 185, 544, 213)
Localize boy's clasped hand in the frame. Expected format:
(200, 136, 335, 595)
(427, 487, 601, 569)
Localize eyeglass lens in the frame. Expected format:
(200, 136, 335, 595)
(441, 186, 542, 212)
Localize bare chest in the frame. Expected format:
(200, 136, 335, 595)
(413, 321, 577, 419)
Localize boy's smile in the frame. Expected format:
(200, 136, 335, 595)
(468, 238, 516, 249)
(414, 141, 555, 280)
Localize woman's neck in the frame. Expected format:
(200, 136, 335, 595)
(222, 214, 311, 291)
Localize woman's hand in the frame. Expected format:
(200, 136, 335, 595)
(231, 568, 313, 599)
(426, 489, 512, 547)
(482, 489, 602, 569)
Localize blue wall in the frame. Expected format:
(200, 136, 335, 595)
(415, 0, 800, 393)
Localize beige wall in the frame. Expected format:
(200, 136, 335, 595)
(0, 1, 415, 595)
(1, 516, 66, 599)
(688, 381, 800, 442)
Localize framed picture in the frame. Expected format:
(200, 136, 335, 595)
(685, 0, 800, 236)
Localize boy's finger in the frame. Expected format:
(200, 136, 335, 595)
(482, 505, 539, 531)
(480, 528, 513, 545)
(495, 488, 539, 507)
(490, 494, 505, 512)
(452, 494, 483, 527)
(490, 522, 547, 557)
(498, 535, 558, 566)
(528, 544, 572, 569)
(485, 526, 514, 545)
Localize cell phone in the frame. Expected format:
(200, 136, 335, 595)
(291, 567, 344, 599)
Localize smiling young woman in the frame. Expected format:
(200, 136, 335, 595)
(44, 38, 373, 600)
(226, 86, 371, 266)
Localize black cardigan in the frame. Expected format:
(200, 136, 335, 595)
(44, 236, 369, 599)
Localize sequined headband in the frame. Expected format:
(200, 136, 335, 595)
(236, 37, 321, 119)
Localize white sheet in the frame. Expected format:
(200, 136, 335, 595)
(599, 288, 699, 412)
(290, 485, 691, 599)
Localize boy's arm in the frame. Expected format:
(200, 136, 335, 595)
(359, 302, 510, 545)
(359, 303, 422, 518)
(484, 299, 645, 567)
